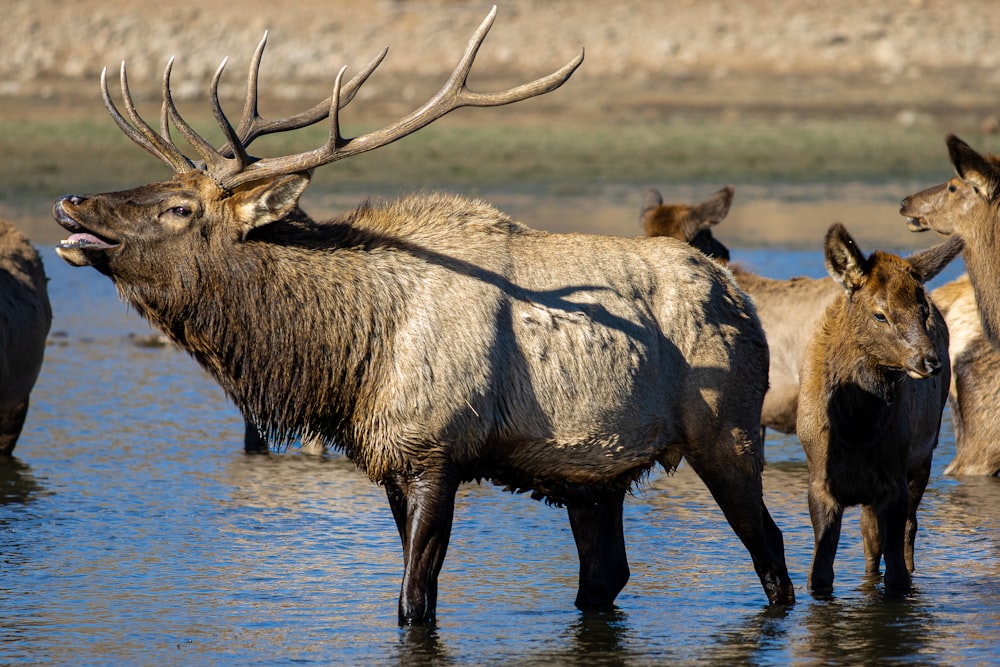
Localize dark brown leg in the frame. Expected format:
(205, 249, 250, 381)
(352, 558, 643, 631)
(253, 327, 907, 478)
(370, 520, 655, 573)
(384, 465, 460, 625)
(808, 485, 843, 594)
(567, 493, 630, 610)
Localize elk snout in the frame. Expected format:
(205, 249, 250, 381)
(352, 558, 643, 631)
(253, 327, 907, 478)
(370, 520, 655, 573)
(905, 351, 941, 380)
(53, 195, 86, 231)
(899, 197, 929, 232)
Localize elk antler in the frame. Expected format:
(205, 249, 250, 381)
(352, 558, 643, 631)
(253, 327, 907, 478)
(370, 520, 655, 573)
(102, 6, 584, 191)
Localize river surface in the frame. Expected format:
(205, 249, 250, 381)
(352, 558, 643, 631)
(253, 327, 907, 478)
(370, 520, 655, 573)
(1, 225, 997, 666)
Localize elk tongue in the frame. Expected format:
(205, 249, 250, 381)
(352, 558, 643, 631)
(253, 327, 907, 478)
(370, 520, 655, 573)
(58, 233, 116, 250)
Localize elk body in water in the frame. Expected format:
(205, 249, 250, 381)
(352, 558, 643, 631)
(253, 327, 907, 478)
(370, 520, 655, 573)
(797, 224, 961, 594)
(53, 9, 793, 624)
(0, 219, 52, 455)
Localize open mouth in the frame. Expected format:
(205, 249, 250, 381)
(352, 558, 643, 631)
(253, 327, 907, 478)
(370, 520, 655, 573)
(53, 199, 120, 252)
(57, 232, 117, 251)
(904, 216, 928, 232)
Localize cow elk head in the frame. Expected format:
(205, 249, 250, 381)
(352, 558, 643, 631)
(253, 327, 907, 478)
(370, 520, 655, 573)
(824, 223, 963, 380)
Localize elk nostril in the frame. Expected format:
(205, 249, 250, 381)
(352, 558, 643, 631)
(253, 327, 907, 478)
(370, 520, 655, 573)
(68, 195, 87, 205)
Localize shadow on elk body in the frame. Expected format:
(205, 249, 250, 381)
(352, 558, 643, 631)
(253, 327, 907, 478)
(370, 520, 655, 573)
(0, 219, 52, 455)
(51, 9, 794, 625)
(642, 186, 839, 436)
(930, 275, 1000, 476)
(796, 223, 961, 595)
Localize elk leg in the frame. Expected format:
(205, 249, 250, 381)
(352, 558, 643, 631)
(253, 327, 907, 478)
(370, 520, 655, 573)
(567, 494, 630, 610)
(384, 466, 460, 625)
(242, 416, 269, 454)
(860, 505, 883, 575)
(684, 447, 795, 605)
(905, 458, 932, 573)
(879, 486, 912, 593)
(0, 399, 29, 456)
(807, 485, 843, 593)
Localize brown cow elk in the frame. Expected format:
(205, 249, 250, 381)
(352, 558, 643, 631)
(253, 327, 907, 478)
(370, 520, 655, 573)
(52, 10, 794, 624)
(930, 274, 1000, 476)
(797, 224, 961, 594)
(0, 219, 52, 455)
(642, 186, 839, 436)
(900, 135, 1000, 347)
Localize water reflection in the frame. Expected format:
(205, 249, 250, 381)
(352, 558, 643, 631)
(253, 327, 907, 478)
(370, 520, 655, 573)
(0, 457, 44, 505)
(800, 592, 935, 665)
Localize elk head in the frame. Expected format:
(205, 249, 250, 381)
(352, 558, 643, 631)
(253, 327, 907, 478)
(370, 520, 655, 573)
(53, 7, 584, 282)
(641, 185, 733, 263)
(900, 134, 1000, 236)
(824, 223, 963, 380)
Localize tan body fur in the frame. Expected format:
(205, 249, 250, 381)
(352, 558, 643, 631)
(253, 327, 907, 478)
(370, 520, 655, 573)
(931, 275, 1000, 475)
(641, 186, 838, 435)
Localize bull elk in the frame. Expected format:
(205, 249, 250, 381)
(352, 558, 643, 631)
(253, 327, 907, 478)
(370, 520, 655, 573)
(900, 135, 1000, 347)
(930, 275, 1000, 476)
(0, 219, 52, 455)
(642, 186, 839, 436)
(52, 8, 794, 624)
(797, 224, 961, 594)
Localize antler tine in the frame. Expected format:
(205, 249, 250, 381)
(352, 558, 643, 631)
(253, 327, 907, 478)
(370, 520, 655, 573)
(162, 56, 241, 183)
(102, 62, 194, 173)
(218, 6, 584, 190)
(209, 56, 252, 170)
(219, 38, 389, 158)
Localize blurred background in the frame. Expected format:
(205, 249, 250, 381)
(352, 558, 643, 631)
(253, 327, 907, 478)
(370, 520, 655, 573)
(4, 0, 1000, 248)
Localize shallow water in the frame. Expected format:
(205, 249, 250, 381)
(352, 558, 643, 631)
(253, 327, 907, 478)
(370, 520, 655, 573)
(2, 241, 997, 666)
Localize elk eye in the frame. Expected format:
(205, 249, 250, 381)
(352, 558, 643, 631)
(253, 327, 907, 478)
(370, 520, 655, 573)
(873, 312, 888, 323)
(948, 184, 957, 193)
(170, 206, 192, 217)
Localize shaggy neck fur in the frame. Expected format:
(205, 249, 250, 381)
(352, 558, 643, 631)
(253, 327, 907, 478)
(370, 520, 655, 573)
(116, 206, 407, 468)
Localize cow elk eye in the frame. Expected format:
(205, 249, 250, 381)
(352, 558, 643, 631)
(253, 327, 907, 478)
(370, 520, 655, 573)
(948, 184, 957, 193)
(170, 206, 192, 217)
(873, 312, 888, 323)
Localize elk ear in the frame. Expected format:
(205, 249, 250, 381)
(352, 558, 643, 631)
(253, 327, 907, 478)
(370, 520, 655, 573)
(907, 234, 965, 284)
(640, 187, 664, 221)
(692, 185, 735, 224)
(824, 223, 867, 294)
(229, 173, 312, 237)
(947, 134, 996, 196)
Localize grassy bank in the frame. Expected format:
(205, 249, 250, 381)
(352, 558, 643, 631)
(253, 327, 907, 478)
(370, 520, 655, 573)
(3, 112, 987, 214)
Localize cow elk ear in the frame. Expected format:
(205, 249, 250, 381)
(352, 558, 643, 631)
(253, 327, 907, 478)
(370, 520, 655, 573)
(693, 185, 735, 224)
(230, 173, 312, 238)
(640, 187, 664, 220)
(824, 222, 867, 294)
(947, 134, 996, 197)
(907, 234, 965, 285)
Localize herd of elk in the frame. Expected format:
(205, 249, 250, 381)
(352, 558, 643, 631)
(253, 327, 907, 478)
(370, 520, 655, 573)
(796, 225, 961, 594)
(0, 5, 987, 626)
(51, 9, 796, 624)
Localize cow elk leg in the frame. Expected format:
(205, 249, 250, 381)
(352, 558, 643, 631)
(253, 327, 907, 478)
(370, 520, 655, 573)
(684, 435, 795, 605)
(0, 400, 29, 456)
(384, 465, 460, 625)
(905, 459, 932, 573)
(807, 488, 843, 593)
(567, 493, 630, 610)
(878, 487, 912, 593)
